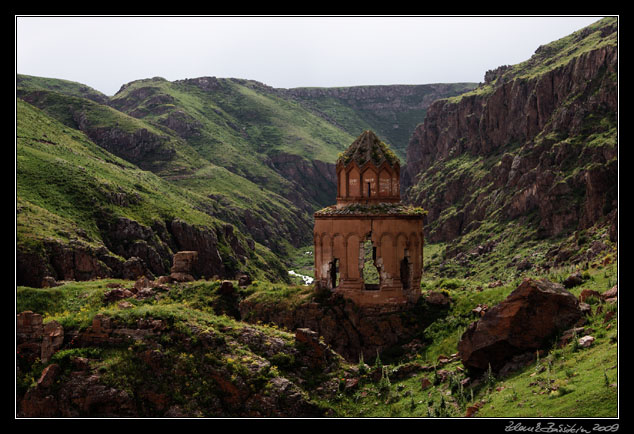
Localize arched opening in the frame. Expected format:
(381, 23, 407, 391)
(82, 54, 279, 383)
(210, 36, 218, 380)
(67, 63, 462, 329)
(329, 258, 340, 289)
(400, 251, 411, 291)
(362, 239, 380, 290)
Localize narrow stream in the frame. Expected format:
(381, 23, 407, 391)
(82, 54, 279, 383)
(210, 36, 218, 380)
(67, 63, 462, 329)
(288, 270, 314, 285)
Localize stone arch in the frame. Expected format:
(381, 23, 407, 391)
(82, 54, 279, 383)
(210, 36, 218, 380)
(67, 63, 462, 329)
(346, 233, 360, 280)
(396, 232, 409, 287)
(400, 255, 411, 290)
(321, 233, 332, 281)
(314, 233, 322, 280)
(409, 232, 421, 275)
(379, 232, 396, 277)
(361, 238, 380, 290)
(338, 169, 346, 197)
(396, 232, 409, 253)
(392, 174, 400, 196)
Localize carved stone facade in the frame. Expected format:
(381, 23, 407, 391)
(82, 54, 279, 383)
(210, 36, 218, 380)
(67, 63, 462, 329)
(314, 131, 424, 306)
(336, 159, 400, 206)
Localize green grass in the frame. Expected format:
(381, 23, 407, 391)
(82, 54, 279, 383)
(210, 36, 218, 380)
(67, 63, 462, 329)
(475, 299, 618, 418)
(109, 76, 353, 203)
(17, 75, 325, 266)
(17, 99, 221, 235)
(16, 74, 108, 103)
(318, 256, 617, 417)
(16, 277, 338, 416)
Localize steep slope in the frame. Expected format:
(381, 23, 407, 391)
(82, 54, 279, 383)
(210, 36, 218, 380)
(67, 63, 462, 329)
(16, 99, 288, 287)
(284, 83, 478, 161)
(405, 18, 617, 252)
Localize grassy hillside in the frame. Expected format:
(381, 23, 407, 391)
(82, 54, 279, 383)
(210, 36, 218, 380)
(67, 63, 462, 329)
(16, 73, 479, 264)
(17, 86, 206, 176)
(17, 76, 318, 258)
(16, 98, 286, 283)
(16, 74, 109, 104)
(109, 77, 355, 206)
(16, 18, 617, 419)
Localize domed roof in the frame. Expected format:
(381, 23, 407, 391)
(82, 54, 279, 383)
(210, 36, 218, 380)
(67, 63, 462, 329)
(337, 130, 399, 168)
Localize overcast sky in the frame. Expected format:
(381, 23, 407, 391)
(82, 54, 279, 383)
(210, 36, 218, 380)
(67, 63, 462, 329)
(16, 16, 606, 96)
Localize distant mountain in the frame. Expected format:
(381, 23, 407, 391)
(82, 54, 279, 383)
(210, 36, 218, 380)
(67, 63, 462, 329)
(282, 83, 478, 161)
(405, 17, 617, 253)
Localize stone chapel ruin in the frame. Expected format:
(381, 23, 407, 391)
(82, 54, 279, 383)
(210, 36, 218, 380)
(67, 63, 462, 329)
(313, 130, 424, 306)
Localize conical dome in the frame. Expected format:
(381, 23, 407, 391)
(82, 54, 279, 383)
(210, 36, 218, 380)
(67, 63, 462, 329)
(337, 130, 400, 169)
(335, 131, 401, 206)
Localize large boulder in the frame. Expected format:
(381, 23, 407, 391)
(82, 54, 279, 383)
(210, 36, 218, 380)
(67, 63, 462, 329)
(458, 278, 582, 374)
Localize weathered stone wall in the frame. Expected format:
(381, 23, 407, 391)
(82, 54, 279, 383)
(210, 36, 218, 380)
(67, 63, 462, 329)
(314, 215, 423, 305)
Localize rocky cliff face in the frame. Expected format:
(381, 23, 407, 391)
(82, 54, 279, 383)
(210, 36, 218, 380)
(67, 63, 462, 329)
(73, 111, 176, 169)
(267, 153, 337, 213)
(405, 19, 617, 244)
(288, 83, 474, 109)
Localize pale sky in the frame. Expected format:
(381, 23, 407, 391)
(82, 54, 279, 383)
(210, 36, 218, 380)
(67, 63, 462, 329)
(15, 16, 607, 96)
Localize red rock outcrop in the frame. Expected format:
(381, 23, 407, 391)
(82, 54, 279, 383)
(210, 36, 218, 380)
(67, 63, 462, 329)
(16, 216, 254, 287)
(20, 367, 138, 417)
(18, 313, 330, 418)
(285, 82, 477, 158)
